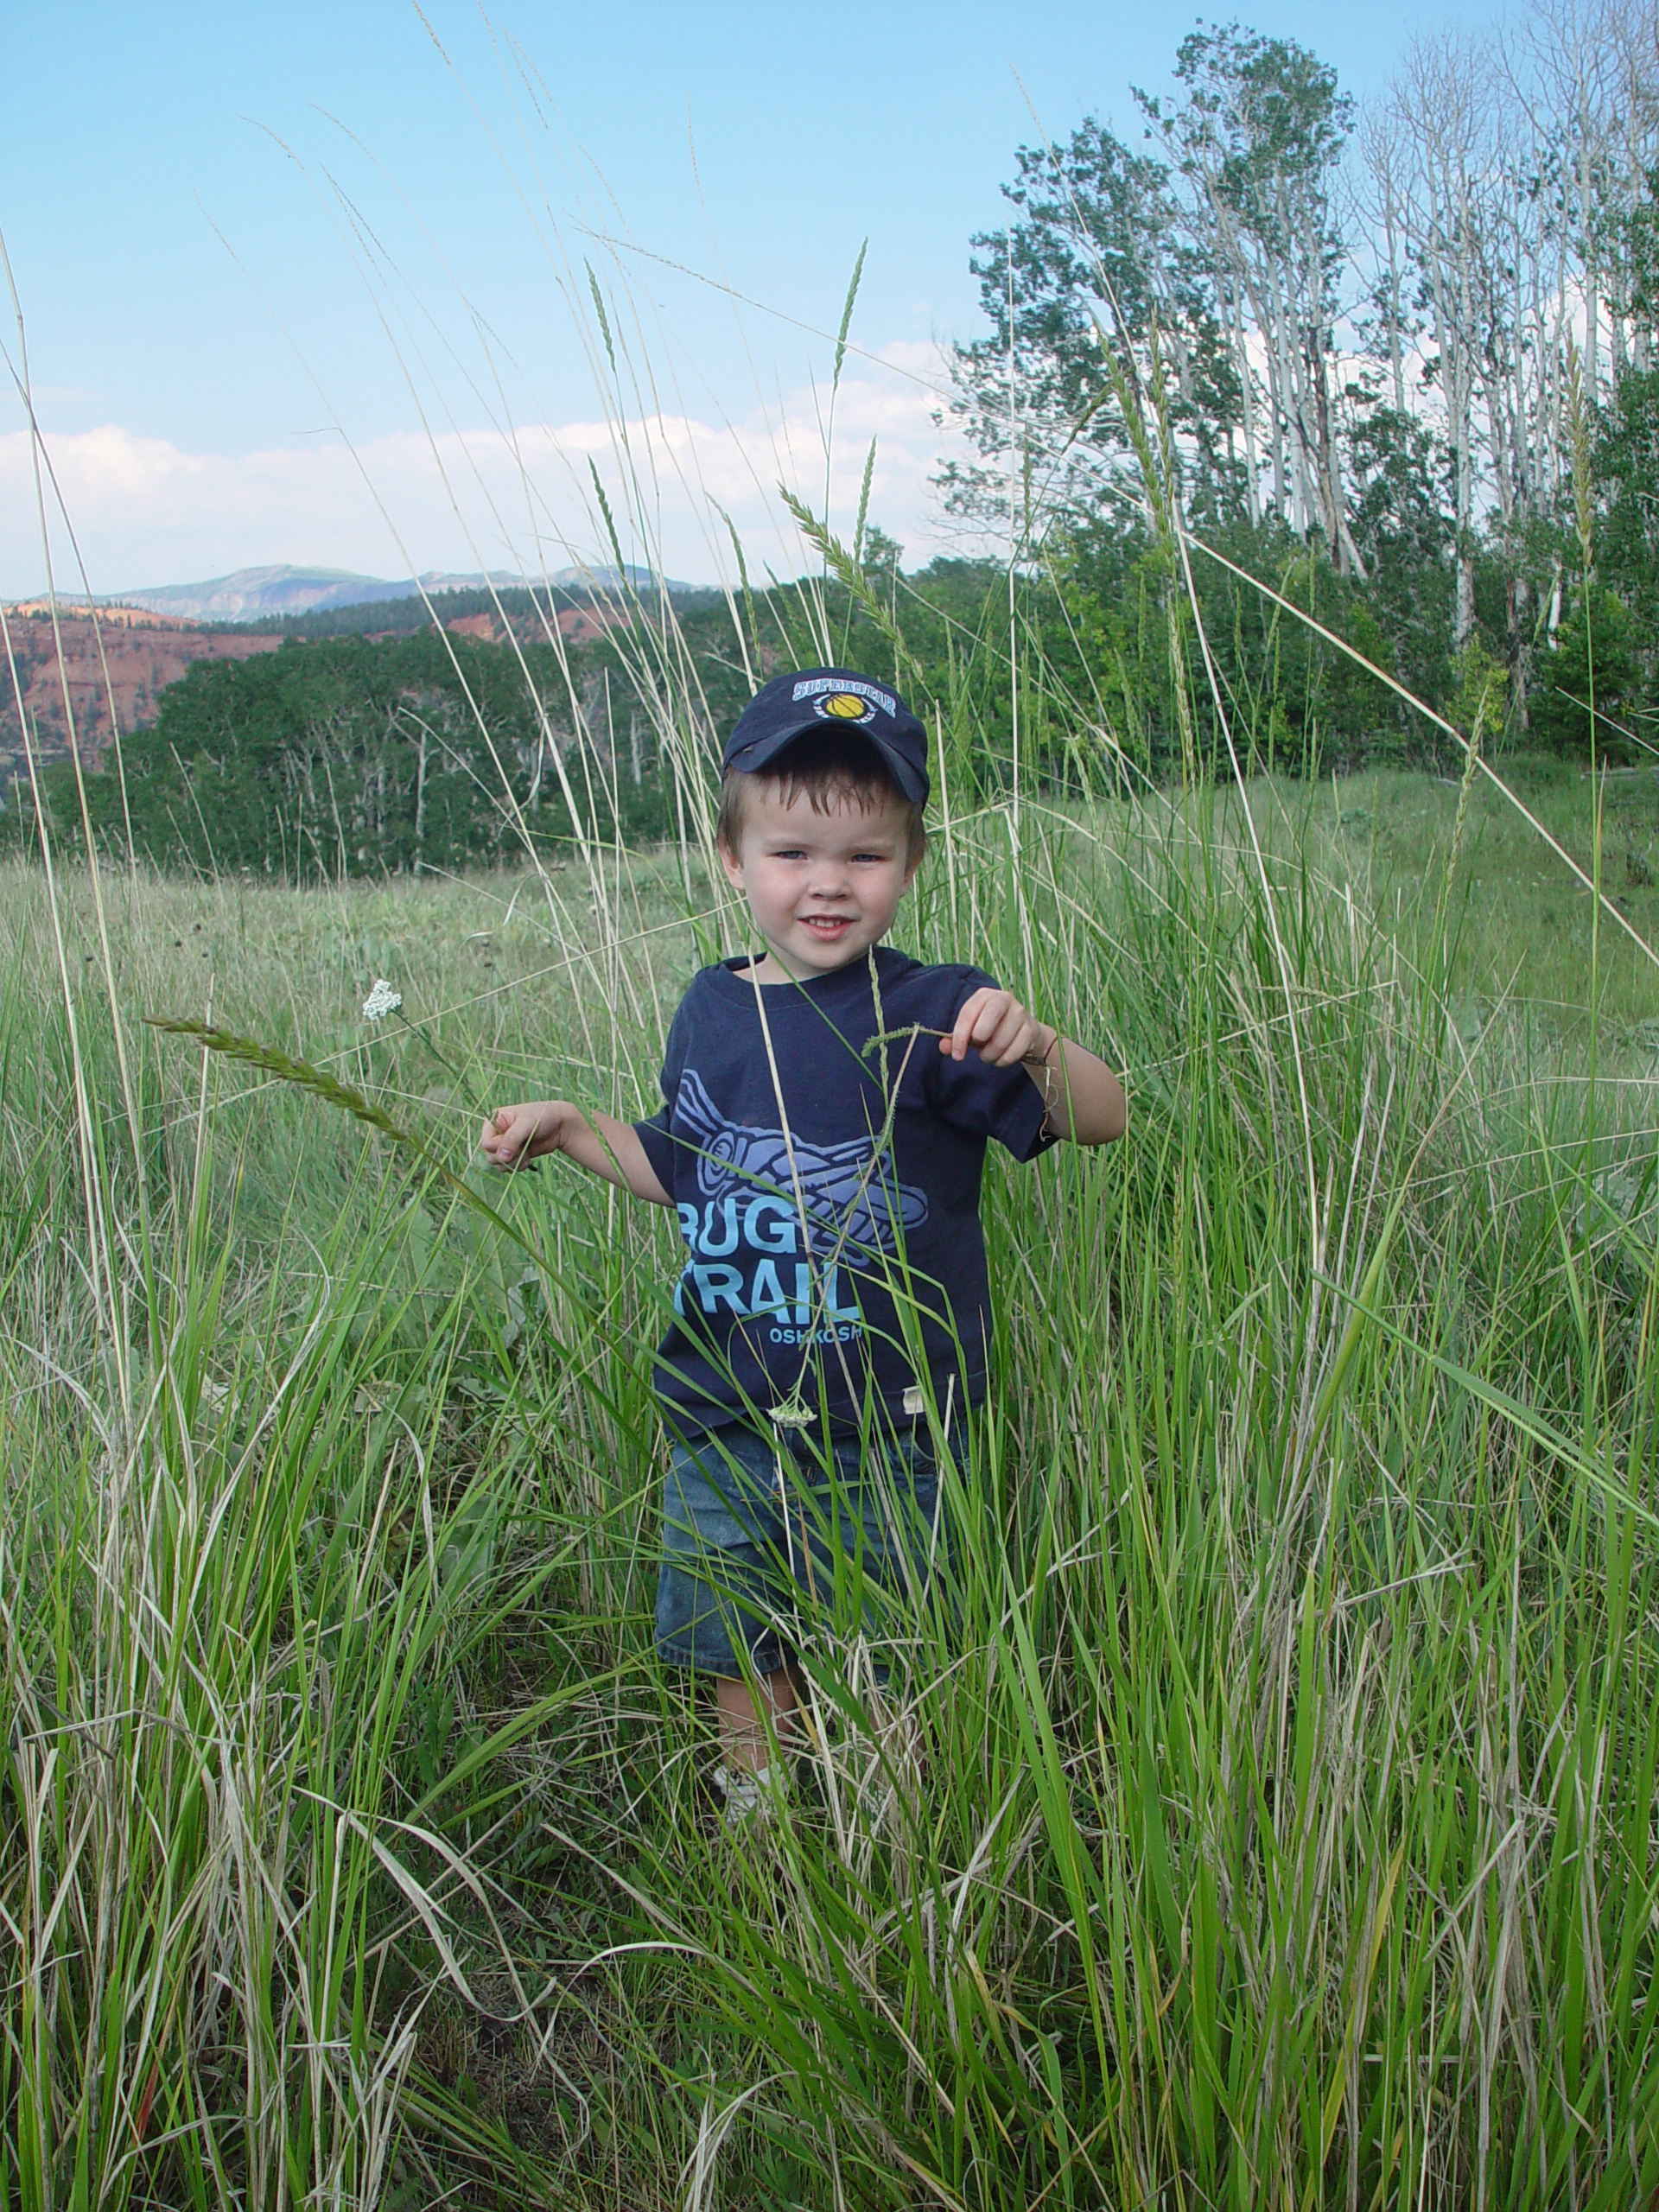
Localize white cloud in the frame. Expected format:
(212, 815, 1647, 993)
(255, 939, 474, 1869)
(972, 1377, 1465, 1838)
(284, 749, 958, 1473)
(0, 342, 980, 598)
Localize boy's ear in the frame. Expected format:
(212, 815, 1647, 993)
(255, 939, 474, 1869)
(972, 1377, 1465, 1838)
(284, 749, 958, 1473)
(716, 835, 745, 890)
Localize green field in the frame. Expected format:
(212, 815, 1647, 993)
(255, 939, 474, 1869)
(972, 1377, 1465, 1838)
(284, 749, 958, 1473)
(3, 759, 1657, 2208)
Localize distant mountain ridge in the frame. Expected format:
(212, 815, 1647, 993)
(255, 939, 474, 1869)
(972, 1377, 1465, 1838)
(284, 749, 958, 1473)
(107, 562, 695, 624)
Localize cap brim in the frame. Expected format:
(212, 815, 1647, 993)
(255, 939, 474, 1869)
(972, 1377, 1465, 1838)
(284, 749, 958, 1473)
(724, 719, 929, 804)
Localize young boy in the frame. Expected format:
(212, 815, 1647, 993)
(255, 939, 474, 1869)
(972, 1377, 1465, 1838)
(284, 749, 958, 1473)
(482, 668, 1125, 1816)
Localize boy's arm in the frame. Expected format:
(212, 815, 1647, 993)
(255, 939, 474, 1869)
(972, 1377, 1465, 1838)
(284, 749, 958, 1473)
(943, 988, 1127, 1146)
(481, 1101, 675, 1205)
(1023, 1033, 1127, 1146)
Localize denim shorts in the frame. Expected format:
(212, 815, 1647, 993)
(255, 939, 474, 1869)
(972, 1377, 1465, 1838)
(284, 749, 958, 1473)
(654, 1421, 945, 1675)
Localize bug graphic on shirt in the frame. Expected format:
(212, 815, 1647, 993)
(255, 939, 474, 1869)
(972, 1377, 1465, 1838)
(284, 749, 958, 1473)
(671, 1070, 929, 1261)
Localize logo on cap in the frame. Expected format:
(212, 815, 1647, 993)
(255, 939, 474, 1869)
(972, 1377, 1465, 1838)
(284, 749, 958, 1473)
(817, 691, 875, 723)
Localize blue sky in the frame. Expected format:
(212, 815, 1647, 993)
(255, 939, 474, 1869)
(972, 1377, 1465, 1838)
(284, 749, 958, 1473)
(3, 0, 1502, 596)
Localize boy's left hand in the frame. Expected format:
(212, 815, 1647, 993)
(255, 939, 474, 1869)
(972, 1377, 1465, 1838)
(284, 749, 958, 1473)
(944, 987, 1058, 1070)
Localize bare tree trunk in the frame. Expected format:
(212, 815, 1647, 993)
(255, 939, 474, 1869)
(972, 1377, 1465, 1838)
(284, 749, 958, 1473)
(1394, 35, 1493, 651)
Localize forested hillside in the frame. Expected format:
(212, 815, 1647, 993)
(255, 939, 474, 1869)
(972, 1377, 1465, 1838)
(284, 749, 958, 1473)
(10, 632, 682, 879)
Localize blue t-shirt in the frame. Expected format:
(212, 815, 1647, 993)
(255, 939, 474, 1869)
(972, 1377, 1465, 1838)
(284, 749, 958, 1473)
(633, 944, 1056, 1436)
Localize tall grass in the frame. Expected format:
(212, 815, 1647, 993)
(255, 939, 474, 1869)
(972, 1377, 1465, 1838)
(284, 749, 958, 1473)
(4, 105, 1659, 2202)
(2, 756, 1656, 2205)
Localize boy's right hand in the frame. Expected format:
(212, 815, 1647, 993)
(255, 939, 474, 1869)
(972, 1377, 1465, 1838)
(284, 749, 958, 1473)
(480, 1098, 674, 1205)
(480, 1101, 564, 1172)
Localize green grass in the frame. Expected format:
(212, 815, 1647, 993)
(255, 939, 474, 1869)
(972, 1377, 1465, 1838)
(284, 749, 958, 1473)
(1321, 758, 1659, 1039)
(2, 744, 1656, 2209)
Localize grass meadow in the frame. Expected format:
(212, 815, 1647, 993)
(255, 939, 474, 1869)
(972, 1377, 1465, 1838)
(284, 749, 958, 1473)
(3, 730, 1658, 2209)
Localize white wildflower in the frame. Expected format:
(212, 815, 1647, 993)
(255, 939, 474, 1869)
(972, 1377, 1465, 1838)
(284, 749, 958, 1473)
(361, 978, 403, 1023)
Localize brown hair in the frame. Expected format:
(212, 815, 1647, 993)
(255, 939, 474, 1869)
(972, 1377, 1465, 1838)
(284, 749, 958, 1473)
(715, 727, 928, 867)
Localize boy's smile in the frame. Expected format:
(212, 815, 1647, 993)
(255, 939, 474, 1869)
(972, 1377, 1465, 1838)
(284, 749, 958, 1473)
(719, 781, 920, 983)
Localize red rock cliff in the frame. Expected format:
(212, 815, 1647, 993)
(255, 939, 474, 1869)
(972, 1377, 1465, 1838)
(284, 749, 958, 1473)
(0, 606, 282, 784)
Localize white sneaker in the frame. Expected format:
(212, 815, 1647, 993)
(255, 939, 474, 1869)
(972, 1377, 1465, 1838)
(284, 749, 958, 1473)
(713, 1763, 779, 1829)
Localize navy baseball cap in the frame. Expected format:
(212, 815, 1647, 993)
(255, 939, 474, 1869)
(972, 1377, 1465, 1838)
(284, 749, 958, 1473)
(721, 667, 930, 805)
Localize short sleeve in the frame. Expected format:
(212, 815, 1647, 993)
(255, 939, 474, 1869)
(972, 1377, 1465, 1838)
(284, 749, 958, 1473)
(633, 994, 690, 1195)
(927, 966, 1059, 1163)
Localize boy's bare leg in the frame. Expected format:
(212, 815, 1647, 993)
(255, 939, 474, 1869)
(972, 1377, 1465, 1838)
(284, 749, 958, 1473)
(715, 1667, 798, 1774)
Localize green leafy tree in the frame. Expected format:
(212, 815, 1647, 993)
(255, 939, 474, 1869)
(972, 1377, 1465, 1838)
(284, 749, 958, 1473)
(943, 118, 1239, 534)
(1140, 25, 1363, 568)
(1530, 584, 1639, 757)
(1344, 403, 1456, 709)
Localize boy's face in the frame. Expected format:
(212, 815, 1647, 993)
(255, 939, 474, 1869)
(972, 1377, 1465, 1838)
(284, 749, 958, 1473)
(719, 779, 920, 982)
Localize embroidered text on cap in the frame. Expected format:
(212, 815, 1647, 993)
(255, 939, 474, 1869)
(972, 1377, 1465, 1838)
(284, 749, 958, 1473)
(791, 675, 898, 717)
